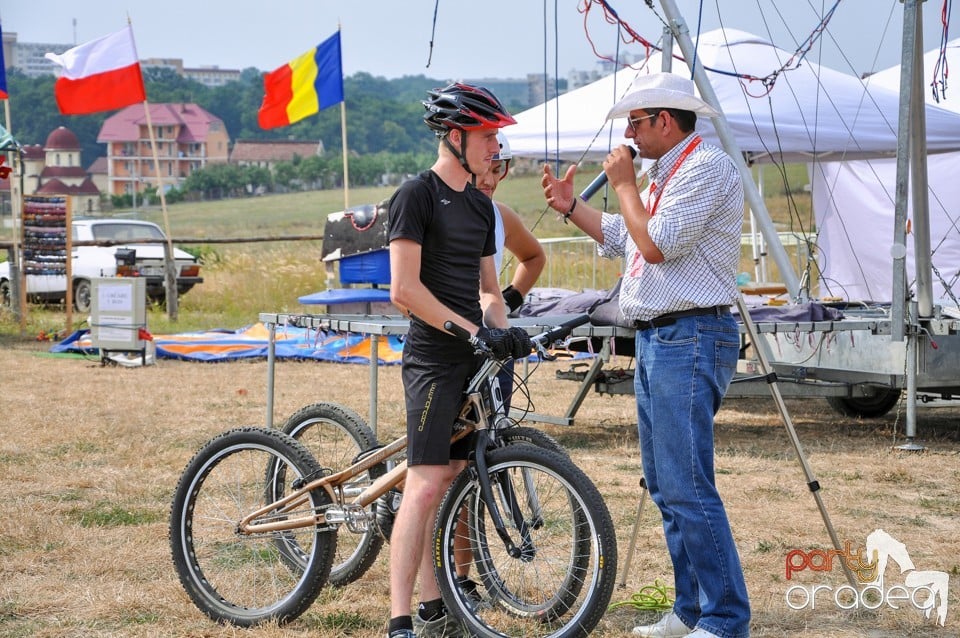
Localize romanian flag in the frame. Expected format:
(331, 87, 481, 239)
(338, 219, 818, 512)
(258, 31, 344, 129)
(0, 22, 8, 99)
(45, 25, 146, 115)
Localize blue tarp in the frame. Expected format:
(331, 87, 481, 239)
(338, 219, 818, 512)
(51, 322, 592, 365)
(51, 323, 406, 364)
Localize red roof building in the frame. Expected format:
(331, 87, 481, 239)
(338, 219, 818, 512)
(229, 139, 324, 173)
(97, 103, 230, 197)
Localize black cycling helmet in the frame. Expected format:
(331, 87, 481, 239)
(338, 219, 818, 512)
(422, 82, 517, 137)
(422, 83, 516, 182)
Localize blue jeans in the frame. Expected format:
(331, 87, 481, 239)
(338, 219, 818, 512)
(634, 312, 750, 638)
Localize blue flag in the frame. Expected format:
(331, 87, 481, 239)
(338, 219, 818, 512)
(0, 23, 8, 99)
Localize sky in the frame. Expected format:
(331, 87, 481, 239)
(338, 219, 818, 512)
(2, 1, 956, 82)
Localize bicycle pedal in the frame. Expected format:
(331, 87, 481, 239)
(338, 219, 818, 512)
(341, 504, 372, 534)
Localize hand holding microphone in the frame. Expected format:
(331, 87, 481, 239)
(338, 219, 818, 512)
(580, 146, 638, 201)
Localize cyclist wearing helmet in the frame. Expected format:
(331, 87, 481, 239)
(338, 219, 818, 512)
(448, 131, 547, 601)
(385, 83, 529, 638)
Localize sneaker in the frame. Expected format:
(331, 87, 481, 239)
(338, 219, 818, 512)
(376, 488, 402, 541)
(413, 612, 468, 638)
(684, 630, 722, 638)
(632, 611, 693, 637)
(385, 630, 416, 638)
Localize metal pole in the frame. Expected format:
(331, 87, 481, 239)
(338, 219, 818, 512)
(617, 477, 649, 588)
(908, 1, 933, 319)
(736, 293, 859, 589)
(661, 26, 673, 72)
(897, 302, 925, 450)
(369, 334, 380, 435)
(657, 0, 803, 300)
(757, 165, 769, 282)
(266, 321, 276, 428)
(897, 2, 929, 451)
(891, 0, 924, 340)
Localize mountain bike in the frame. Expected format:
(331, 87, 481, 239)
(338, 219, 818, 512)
(169, 314, 617, 638)
(278, 386, 566, 588)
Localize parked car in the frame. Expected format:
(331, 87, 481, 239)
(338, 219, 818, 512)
(0, 218, 202, 313)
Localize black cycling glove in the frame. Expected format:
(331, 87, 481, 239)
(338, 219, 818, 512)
(507, 327, 533, 359)
(502, 285, 524, 313)
(475, 326, 514, 359)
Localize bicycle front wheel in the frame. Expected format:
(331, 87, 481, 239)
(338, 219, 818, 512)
(434, 446, 617, 638)
(169, 427, 336, 626)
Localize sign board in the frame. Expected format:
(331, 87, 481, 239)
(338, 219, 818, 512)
(90, 277, 146, 352)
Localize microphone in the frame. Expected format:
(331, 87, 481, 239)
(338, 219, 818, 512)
(579, 146, 638, 201)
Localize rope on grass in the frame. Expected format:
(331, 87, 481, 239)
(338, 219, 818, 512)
(608, 578, 675, 612)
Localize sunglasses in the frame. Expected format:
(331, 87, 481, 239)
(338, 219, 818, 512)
(627, 113, 658, 130)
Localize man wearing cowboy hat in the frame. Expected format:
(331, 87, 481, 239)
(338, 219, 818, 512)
(541, 72, 751, 638)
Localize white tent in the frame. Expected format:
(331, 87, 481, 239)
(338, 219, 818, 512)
(508, 28, 960, 165)
(814, 39, 960, 303)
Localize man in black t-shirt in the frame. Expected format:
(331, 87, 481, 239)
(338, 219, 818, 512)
(384, 83, 530, 638)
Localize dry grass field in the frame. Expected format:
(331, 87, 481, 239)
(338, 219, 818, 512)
(1, 337, 958, 638)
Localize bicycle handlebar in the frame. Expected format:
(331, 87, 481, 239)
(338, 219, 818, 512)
(443, 314, 591, 358)
(530, 314, 591, 348)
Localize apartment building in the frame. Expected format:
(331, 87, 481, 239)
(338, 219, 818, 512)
(97, 103, 230, 197)
(141, 57, 241, 87)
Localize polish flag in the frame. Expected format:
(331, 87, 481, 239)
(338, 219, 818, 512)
(45, 25, 146, 115)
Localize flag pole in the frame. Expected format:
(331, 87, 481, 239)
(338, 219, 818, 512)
(128, 18, 178, 321)
(340, 101, 349, 210)
(3, 98, 25, 333)
(141, 100, 178, 321)
(339, 25, 349, 210)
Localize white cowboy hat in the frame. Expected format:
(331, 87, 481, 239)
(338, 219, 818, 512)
(606, 72, 719, 120)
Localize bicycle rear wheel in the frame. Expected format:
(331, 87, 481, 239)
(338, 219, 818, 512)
(434, 446, 617, 638)
(169, 427, 336, 626)
(280, 402, 386, 586)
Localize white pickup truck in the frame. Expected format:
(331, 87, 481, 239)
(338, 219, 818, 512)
(0, 218, 202, 313)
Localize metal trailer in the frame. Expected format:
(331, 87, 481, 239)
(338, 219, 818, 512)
(583, 307, 960, 411)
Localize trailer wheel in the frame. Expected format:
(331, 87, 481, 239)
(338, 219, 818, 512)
(826, 388, 902, 418)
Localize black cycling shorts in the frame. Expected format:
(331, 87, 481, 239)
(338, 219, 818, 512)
(401, 350, 478, 466)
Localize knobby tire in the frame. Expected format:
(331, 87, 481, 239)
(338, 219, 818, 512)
(434, 445, 617, 638)
(169, 427, 337, 626)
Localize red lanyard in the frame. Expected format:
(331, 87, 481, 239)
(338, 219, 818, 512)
(627, 135, 703, 279)
(646, 135, 702, 216)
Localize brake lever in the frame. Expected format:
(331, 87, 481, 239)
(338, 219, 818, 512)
(533, 340, 557, 362)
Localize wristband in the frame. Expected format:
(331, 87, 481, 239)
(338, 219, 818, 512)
(502, 285, 524, 313)
(561, 198, 578, 224)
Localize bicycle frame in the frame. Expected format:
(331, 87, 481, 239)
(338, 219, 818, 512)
(237, 315, 590, 540)
(238, 344, 514, 536)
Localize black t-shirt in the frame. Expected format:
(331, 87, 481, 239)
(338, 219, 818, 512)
(388, 170, 496, 361)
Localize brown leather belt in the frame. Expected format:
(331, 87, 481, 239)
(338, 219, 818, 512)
(632, 305, 731, 330)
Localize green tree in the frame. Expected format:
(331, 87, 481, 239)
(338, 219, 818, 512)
(272, 162, 298, 191)
(4, 67, 528, 194)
